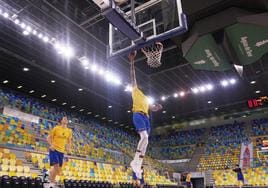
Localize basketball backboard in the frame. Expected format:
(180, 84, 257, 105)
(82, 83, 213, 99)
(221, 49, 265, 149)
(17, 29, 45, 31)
(106, 0, 187, 58)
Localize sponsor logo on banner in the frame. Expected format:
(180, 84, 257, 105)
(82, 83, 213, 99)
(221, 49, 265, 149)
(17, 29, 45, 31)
(240, 36, 253, 57)
(225, 23, 268, 65)
(185, 34, 231, 71)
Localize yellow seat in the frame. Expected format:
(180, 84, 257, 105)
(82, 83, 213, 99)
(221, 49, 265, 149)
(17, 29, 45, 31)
(23, 166, 30, 173)
(17, 166, 24, 173)
(1, 164, 9, 172)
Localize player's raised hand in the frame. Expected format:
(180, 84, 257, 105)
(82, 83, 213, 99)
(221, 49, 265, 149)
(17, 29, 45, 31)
(128, 51, 137, 62)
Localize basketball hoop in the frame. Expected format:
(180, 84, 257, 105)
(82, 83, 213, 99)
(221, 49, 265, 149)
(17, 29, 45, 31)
(141, 42, 163, 68)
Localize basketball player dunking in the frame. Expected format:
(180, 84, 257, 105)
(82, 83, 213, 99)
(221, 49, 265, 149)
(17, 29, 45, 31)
(128, 51, 162, 179)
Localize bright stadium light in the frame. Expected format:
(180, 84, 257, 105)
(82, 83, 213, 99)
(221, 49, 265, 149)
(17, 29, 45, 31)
(250, 80, 256, 85)
(26, 26, 32, 32)
(124, 84, 133, 92)
(20, 22, 26, 29)
(173, 93, 178, 98)
(179, 91, 185, 97)
(90, 64, 98, 72)
(161, 96, 166, 101)
(43, 36, 49, 43)
(229, 78, 236, 85)
(3, 12, 9, 18)
(98, 68, 104, 75)
(192, 88, 199, 94)
(23, 67, 30, 72)
(199, 86, 206, 92)
(221, 80, 229, 87)
(22, 30, 29, 35)
(147, 96, 155, 105)
(105, 72, 121, 85)
(206, 84, 213, 91)
(32, 30, 37, 35)
(38, 33, 43, 39)
(57, 46, 75, 58)
(114, 78, 122, 85)
(14, 19, 20, 25)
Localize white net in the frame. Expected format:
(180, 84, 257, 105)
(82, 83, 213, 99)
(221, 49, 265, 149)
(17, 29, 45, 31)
(141, 42, 163, 68)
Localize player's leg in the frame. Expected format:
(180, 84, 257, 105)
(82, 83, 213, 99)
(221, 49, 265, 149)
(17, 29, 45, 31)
(131, 113, 148, 178)
(47, 150, 63, 187)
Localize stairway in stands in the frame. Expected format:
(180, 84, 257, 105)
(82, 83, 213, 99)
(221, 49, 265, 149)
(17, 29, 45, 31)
(187, 128, 210, 171)
(187, 146, 205, 171)
(205, 170, 215, 187)
(12, 149, 42, 176)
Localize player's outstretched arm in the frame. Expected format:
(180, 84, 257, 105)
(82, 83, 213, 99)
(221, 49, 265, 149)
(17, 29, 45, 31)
(128, 51, 137, 87)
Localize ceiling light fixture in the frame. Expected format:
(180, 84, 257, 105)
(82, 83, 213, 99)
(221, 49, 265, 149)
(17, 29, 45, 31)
(29, 90, 34, 93)
(173, 93, 178, 98)
(23, 67, 29, 72)
(192, 88, 199, 94)
(52, 99, 57, 102)
(17, 85, 22, 89)
(250, 80, 256, 84)
(124, 84, 133, 92)
(71, 106, 76, 109)
(255, 90, 261, 94)
(50, 80, 55, 83)
(161, 96, 166, 101)
(179, 91, 185, 97)
(2, 80, 8, 84)
(147, 96, 155, 105)
(62, 102, 67, 105)
(221, 80, 229, 87)
(22, 30, 29, 35)
(41, 94, 46, 98)
(3, 12, 9, 18)
(229, 78, 236, 85)
(205, 84, 213, 91)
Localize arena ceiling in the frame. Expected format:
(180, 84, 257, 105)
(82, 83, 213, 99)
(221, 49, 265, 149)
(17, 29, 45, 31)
(0, 0, 267, 131)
